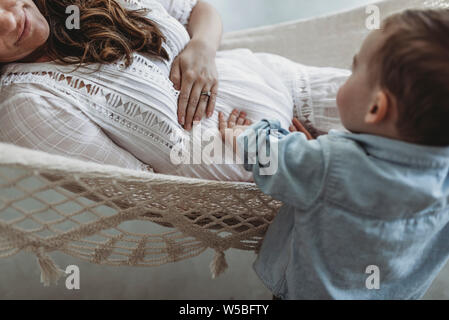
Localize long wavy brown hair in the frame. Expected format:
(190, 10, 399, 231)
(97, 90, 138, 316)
(33, 0, 169, 68)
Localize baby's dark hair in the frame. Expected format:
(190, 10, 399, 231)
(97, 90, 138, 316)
(371, 9, 449, 146)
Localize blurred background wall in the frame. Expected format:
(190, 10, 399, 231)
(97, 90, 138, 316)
(205, 0, 379, 32)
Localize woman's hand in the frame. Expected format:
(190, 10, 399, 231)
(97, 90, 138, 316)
(289, 117, 315, 140)
(219, 109, 252, 153)
(170, 39, 219, 131)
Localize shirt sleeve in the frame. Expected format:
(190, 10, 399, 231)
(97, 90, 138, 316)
(237, 119, 329, 209)
(117, 0, 198, 26)
(0, 91, 152, 173)
(152, 0, 198, 26)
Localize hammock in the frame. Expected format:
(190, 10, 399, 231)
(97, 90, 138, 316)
(0, 0, 444, 286)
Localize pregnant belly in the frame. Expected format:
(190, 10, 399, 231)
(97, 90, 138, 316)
(101, 49, 295, 181)
(211, 49, 294, 130)
(170, 49, 295, 181)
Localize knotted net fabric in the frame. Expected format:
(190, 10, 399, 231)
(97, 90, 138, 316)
(0, 0, 444, 285)
(0, 143, 281, 285)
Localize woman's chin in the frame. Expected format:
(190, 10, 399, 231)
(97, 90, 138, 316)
(27, 6, 50, 50)
(20, 33, 49, 62)
(31, 22, 50, 47)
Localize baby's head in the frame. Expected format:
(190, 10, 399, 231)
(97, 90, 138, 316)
(337, 9, 449, 146)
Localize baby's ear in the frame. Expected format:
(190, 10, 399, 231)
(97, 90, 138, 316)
(364, 90, 389, 124)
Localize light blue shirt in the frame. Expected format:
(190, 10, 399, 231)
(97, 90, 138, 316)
(237, 120, 449, 300)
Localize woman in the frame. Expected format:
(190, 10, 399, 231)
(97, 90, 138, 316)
(0, 0, 349, 181)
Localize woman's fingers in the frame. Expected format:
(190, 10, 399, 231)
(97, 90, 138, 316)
(292, 118, 314, 140)
(178, 76, 194, 127)
(185, 82, 204, 130)
(193, 85, 212, 125)
(169, 57, 182, 90)
(206, 84, 218, 118)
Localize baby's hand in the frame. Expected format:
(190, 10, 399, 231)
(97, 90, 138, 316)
(218, 109, 252, 153)
(289, 117, 314, 140)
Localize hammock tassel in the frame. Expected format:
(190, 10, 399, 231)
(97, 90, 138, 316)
(210, 250, 228, 279)
(34, 247, 66, 287)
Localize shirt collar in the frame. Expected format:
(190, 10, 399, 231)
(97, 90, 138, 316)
(329, 130, 449, 168)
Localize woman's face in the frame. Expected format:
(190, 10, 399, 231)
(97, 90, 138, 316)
(0, 0, 49, 63)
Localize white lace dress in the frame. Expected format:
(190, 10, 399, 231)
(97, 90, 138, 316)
(0, 0, 350, 181)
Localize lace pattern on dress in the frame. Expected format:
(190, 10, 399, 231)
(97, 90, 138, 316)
(173, 0, 198, 25)
(108, 53, 179, 97)
(0, 64, 186, 153)
(291, 65, 328, 138)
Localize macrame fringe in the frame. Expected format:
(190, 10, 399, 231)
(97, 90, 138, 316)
(210, 250, 228, 279)
(34, 248, 66, 287)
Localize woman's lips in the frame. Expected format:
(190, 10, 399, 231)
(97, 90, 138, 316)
(16, 9, 30, 45)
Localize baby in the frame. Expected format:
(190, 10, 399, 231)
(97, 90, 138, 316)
(219, 9, 449, 299)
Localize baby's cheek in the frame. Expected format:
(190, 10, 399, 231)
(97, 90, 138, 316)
(336, 81, 354, 126)
(336, 82, 348, 111)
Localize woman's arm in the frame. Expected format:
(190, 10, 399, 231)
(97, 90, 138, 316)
(186, 1, 223, 51)
(169, 1, 223, 130)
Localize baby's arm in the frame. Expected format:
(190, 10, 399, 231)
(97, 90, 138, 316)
(220, 112, 329, 209)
